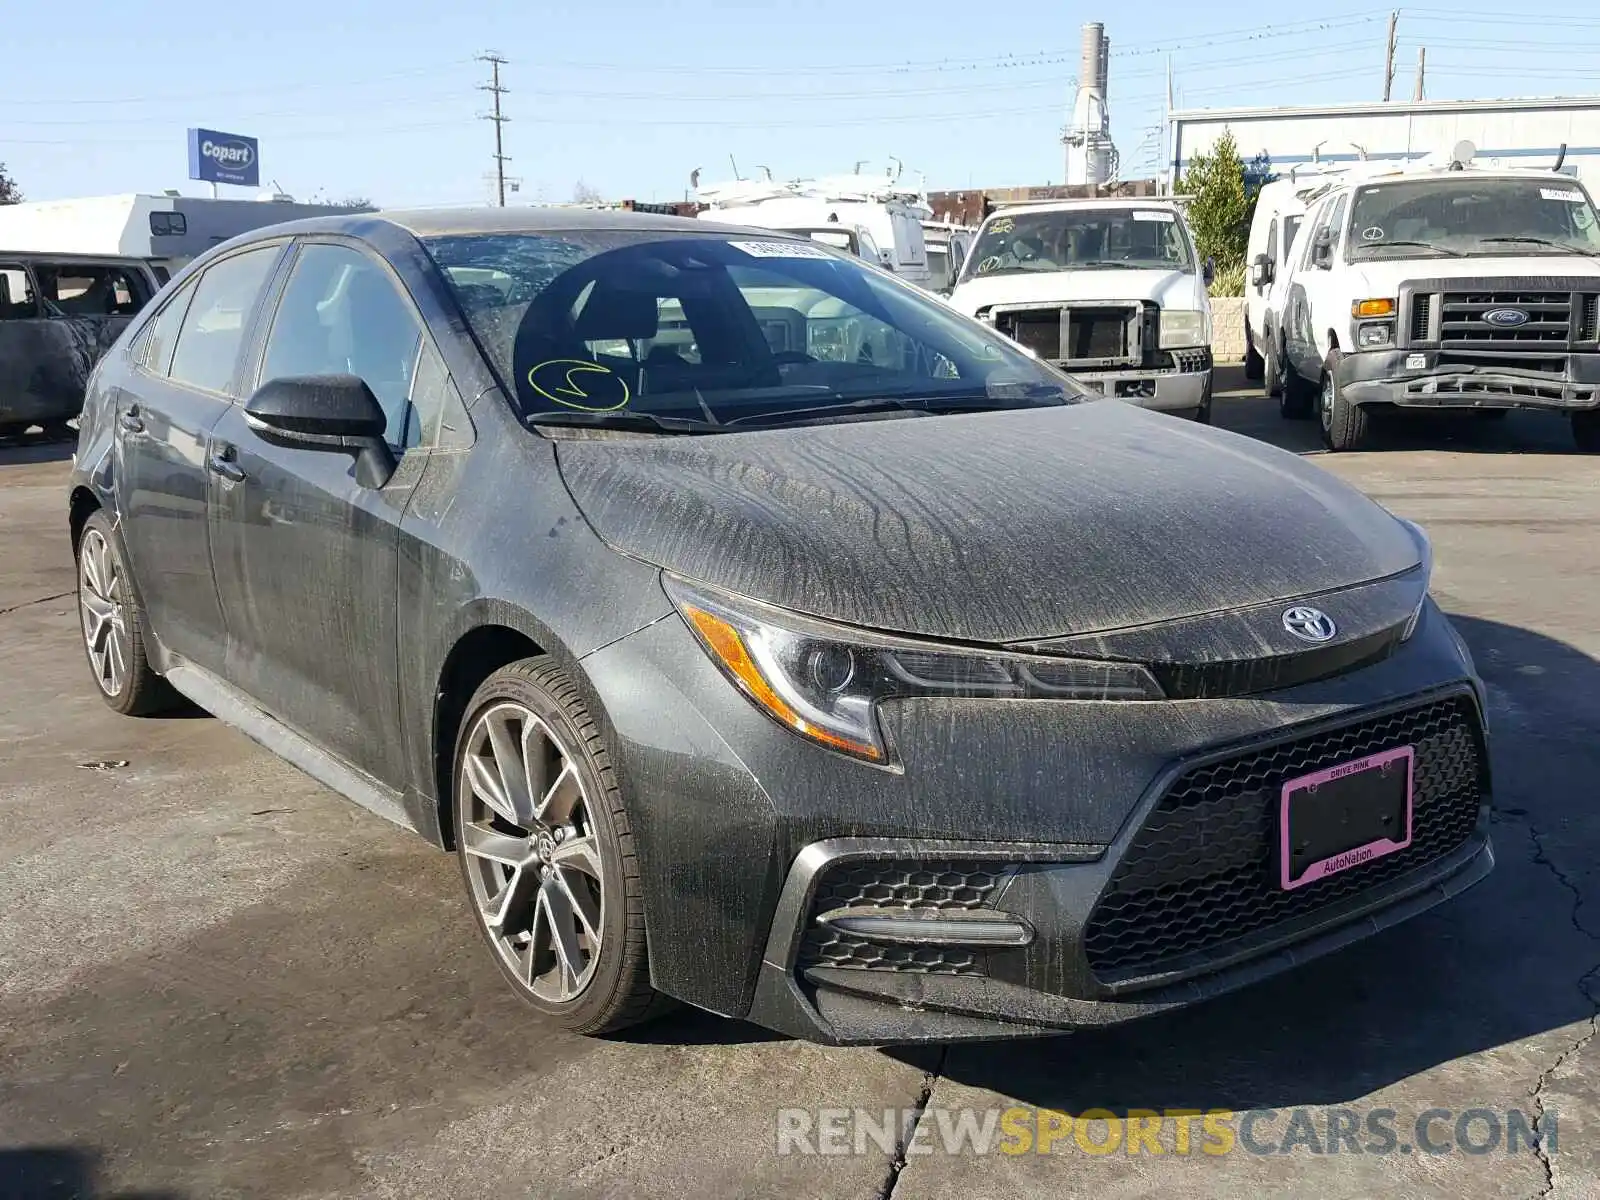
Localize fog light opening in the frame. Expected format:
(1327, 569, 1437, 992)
(818, 908, 1035, 947)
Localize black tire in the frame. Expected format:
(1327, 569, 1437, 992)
(1244, 328, 1265, 381)
(1319, 350, 1374, 451)
(1261, 332, 1280, 398)
(1279, 344, 1316, 419)
(75, 510, 180, 716)
(452, 656, 665, 1036)
(1574, 410, 1600, 453)
(1191, 372, 1214, 424)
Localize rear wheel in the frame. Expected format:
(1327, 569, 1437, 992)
(1574, 410, 1600, 453)
(1319, 351, 1374, 451)
(453, 657, 664, 1035)
(76, 511, 178, 715)
(1279, 344, 1316, 419)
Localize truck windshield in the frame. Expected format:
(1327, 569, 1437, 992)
(1348, 177, 1600, 259)
(962, 208, 1195, 281)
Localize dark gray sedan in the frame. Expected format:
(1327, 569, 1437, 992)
(66, 208, 1493, 1044)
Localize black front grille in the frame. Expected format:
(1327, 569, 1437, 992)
(1410, 293, 1433, 342)
(1581, 294, 1600, 343)
(1440, 291, 1572, 351)
(796, 859, 1004, 976)
(1067, 308, 1130, 360)
(993, 309, 1061, 359)
(1084, 695, 1487, 979)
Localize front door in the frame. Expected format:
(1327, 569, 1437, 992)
(115, 245, 284, 671)
(209, 240, 435, 783)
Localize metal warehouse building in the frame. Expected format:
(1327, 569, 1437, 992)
(1168, 95, 1600, 187)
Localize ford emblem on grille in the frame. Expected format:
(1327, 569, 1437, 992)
(1282, 606, 1338, 643)
(1483, 307, 1530, 327)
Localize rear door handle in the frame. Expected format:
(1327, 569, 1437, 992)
(207, 445, 245, 483)
(119, 406, 144, 434)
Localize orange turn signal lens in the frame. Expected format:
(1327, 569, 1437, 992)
(1353, 298, 1396, 318)
(681, 605, 884, 761)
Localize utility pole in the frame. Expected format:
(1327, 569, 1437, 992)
(1414, 47, 1427, 101)
(1382, 11, 1398, 101)
(477, 52, 510, 207)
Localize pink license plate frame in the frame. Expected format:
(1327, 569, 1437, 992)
(1279, 745, 1415, 891)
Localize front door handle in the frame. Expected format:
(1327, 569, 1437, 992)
(207, 445, 245, 483)
(119, 406, 144, 434)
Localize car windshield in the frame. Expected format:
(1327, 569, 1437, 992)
(424, 230, 1081, 432)
(1347, 177, 1600, 259)
(961, 208, 1195, 281)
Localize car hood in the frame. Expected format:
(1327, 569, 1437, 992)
(947, 269, 1204, 317)
(1347, 254, 1600, 292)
(555, 403, 1420, 644)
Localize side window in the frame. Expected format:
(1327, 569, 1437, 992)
(1325, 195, 1350, 255)
(260, 243, 424, 449)
(168, 247, 281, 395)
(0, 264, 40, 320)
(1300, 200, 1330, 269)
(1266, 219, 1279, 267)
(34, 263, 152, 316)
(135, 279, 198, 376)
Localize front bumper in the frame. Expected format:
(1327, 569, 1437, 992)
(1068, 353, 1211, 412)
(581, 600, 1491, 1044)
(1337, 348, 1600, 413)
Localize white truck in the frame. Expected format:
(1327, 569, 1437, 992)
(921, 219, 976, 294)
(695, 176, 936, 289)
(945, 198, 1216, 421)
(1272, 153, 1600, 451)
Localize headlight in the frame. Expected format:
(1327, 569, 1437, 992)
(666, 578, 1165, 764)
(1358, 321, 1394, 348)
(1159, 309, 1207, 350)
(1397, 518, 1433, 641)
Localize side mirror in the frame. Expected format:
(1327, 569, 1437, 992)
(1312, 231, 1333, 268)
(244, 374, 396, 489)
(1250, 253, 1274, 287)
(1202, 256, 1217, 287)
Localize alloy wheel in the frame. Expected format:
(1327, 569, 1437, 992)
(78, 528, 129, 698)
(458, 701, 605, 1004)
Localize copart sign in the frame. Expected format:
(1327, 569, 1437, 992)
(187, 127, 261, 188)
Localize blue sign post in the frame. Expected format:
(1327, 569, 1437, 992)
(187, 128, 261, 189)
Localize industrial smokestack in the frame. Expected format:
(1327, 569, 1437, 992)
(1098, 35, 1110, 92)
(1081, 23, 1104, 90)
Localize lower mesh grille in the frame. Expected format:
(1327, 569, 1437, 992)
(1084, 695, 1487, 979)
(796, 859, 1004, 975)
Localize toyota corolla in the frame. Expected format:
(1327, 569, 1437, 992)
(67, 208, 1492, 1044)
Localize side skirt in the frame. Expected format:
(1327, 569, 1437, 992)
(163, 659, 414, 832)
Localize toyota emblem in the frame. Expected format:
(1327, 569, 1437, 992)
(1282, 606, 1338, 643)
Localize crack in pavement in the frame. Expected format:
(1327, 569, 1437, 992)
(1516, 814, 1600, 1200)
(0, 590, 73, 618)
(877, 1047, 948, 1200)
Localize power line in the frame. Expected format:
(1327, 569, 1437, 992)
(477, 52, 511, 208)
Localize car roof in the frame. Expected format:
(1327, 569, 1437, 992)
(983, 198, 1183, 220)
(227, 206, 781, 243)
(0, 249, 156, 267)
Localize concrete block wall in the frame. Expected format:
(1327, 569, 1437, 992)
(1210, 297, 1246, 363)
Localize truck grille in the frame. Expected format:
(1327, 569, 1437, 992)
(1581, 294, 1600, 343)
(987, 303, 1145, 369)
(795, 859, 1005, 976)
(992, 308, 1062, 360)
(1440, 290, 1572, 350)
(1083, 694, 1487, 981)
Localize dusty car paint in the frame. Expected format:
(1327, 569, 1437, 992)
(69, 208, 1493, 1045)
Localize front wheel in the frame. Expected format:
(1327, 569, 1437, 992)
(1574, 410, 1600, 452)
(1244, 329, 1264, 381)
(453, 657, 664, 1035)
(76, 511, 179, 716)
(1319, 352, 1374, 451)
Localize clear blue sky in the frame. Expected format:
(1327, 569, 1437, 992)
(4, 2, 1599, 208)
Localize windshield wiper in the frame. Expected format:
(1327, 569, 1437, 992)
(725, 390, 1071, 428)
(1363, 239, 1463, 256)
(1478, 236, 1598, 255)
(527, 410, 721, 435)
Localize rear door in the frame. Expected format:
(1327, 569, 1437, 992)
(115, 243, 286, 672)
(208, 239, 445, 782)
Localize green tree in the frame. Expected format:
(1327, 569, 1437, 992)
(0, 162, 22, 205)
(1180, 128, 1250, 270)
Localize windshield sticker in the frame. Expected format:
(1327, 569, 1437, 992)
(1361, 226, 1386, 241)
(527, 359, 631, 411)
(1132, 210, 1176, 222)
(976, 256, 1004, 275)
(729, 240, 836, 260)
(987, 217, 1016, 235)
(1541, 188, 1585, 202)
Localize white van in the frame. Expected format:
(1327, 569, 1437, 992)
(1273, 158, 1600, 451)
(945, 199, 1215, 421)
(922, 220, 976, 294)
(1244, 174, 1331, 380)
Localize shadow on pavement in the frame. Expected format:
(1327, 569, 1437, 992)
(0, 1147, 183, 1200)
(903, 612, 1600, 1114)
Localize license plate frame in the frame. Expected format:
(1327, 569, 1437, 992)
(1279, 746, 1414, 891)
